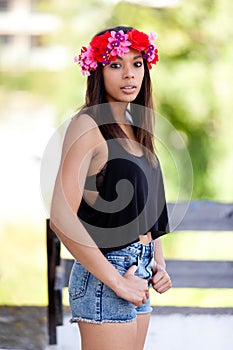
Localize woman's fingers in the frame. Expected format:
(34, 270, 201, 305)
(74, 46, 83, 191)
(120, 266, 149, 306)
(151, 268, 172, 294)
(123, 264, 138, 277)
(153, 279, 171, 293)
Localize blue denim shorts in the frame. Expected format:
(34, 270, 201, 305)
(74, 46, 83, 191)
(68, 241, 154, 324)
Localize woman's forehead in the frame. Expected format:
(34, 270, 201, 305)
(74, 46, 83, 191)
(116, 49, 143, 60)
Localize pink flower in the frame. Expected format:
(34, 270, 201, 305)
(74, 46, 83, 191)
(77, 46, 98, 75)
(148, 32, 157, 43)
(107, 30, 131, 57)
(84, 46, 98, 69)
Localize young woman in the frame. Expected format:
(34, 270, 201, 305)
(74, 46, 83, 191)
(50, 26, 172, 350)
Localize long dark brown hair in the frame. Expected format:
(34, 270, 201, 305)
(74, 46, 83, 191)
(79, 25, 157, 167)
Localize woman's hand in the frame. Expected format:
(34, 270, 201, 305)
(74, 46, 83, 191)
(115, 265, 149, 307)
(151, 263, 172, 294)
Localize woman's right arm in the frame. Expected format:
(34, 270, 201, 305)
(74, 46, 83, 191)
(50, 114, 148, 306)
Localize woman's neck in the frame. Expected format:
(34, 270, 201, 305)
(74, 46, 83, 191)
(108, 102, 128, 124)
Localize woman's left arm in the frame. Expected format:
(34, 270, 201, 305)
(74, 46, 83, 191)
(151, 237, 172, 294)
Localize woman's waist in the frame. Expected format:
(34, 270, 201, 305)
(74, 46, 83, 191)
(104, 233, 154, 258)
(138, 231, 152, 245)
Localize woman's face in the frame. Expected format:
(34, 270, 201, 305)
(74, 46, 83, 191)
(102, 48, 145, 103)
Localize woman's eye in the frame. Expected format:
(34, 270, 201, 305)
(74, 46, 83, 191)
(134, 61, 143, 67)
(110, 63, 121, 68)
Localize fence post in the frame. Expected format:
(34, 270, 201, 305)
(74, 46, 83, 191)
(46, 219, 57, 345)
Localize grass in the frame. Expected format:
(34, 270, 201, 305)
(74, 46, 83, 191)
(150, 288, 233, 308)
(162, 230, 233, 260)
(0, 219, 48, 306)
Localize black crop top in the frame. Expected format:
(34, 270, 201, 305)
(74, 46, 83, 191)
(77, 120, 169, 252)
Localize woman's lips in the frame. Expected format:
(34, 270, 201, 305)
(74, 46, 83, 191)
(120, 85, 137, 94)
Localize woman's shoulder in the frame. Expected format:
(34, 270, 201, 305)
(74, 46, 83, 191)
(61, 112, 100, 156)
(65, 111, 100, 139)
(71, 111, 98, 130)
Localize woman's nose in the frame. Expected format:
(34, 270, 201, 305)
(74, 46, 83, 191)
(123, 67, 134, 79)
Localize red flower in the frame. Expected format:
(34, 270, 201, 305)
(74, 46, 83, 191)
(128, 29, 150, 52)
(90, 31, 110, 62)
(148, 49, 159, 69)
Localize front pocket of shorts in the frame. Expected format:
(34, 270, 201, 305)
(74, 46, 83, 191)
(69, 262, 90, 300)
(107, 256, 131, 275)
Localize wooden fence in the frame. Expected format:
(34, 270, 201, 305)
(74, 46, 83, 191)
(46, 200, 233, 344)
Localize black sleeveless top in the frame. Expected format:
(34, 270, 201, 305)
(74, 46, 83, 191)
(77, 122, 169, 252)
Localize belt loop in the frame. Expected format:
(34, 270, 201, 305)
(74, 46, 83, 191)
(150, 240, 154, 258)
(138, 244, 143, 264)
(141, 244, 145, 259)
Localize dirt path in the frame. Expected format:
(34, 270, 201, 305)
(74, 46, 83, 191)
(0, 306, 47, 350)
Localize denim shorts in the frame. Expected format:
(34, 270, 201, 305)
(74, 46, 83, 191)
(68, 241, 154, 324)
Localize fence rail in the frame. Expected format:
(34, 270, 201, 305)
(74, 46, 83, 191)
(168, 200, 233, 231)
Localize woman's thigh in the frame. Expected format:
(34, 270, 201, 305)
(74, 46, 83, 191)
(135, 313, 151, 350)
(78, 319, 137, 350)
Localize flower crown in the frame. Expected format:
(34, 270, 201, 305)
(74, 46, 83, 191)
(74, 29, 159, 76)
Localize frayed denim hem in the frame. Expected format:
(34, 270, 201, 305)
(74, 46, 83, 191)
(69, 316, 137, 324)
(136, 306, 153, 315)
